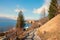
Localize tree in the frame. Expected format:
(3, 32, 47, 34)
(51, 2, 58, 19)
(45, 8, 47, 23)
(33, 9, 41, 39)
(16, 11, 25, 28)
(48, 0, 58, 20)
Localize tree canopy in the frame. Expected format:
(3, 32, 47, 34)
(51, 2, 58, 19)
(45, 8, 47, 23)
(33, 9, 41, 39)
(48, 0, 58, 20)
(16, 11, 25, 28)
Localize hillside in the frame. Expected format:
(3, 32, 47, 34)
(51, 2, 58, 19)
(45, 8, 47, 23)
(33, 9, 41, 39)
(36, 14, 60, 40)
(39, 17, 49, 25)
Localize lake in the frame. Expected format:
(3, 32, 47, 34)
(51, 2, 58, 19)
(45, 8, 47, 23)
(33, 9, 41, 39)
(0, 17, 31, 32)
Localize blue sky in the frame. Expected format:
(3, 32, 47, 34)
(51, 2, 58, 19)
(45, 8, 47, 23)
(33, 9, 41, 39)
(0, 0, 50, 20)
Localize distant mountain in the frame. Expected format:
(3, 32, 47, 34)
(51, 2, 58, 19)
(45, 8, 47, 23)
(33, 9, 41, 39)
(0, 17, 16, 32)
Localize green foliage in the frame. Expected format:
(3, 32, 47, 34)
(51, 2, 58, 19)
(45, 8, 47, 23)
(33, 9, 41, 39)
(48, 13, 55, 20)
(16, 11, 25, 28)
(48, 0, 58, 20)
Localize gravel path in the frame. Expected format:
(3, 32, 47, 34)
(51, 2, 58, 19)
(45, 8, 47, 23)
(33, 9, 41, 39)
(22, 29, 41, 40)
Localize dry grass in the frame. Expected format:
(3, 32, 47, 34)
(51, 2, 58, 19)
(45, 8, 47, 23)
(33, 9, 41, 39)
(36, 14, 60, 40)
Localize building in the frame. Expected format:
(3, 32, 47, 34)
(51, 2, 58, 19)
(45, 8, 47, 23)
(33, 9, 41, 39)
(26, 20, 35, 24)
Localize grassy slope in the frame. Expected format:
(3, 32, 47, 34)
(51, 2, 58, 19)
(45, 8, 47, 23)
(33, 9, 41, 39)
(36, 14, 60, 40)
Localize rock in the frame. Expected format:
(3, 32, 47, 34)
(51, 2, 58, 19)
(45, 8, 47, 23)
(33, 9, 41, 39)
(33, 35, 41, 40)
(26, 35, 33, 39)
(24, 39, 32, 40)
(29, 31, 34, 36)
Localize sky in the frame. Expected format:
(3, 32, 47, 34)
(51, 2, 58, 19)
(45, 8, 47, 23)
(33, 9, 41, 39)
(0, 0, 51, 20)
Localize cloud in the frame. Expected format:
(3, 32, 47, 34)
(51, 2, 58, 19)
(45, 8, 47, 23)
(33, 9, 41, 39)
(15, 5, 27, 13)
(25, 16, 34, 20)
(14, 8, 26, 13)
(33, 0, 51, 14)
(0, 14, 17, 20)
(33, 5, 46, 14)
(25, 16, 39, 20)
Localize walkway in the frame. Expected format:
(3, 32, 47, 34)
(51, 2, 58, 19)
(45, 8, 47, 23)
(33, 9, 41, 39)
(22, 28, 41, 40)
